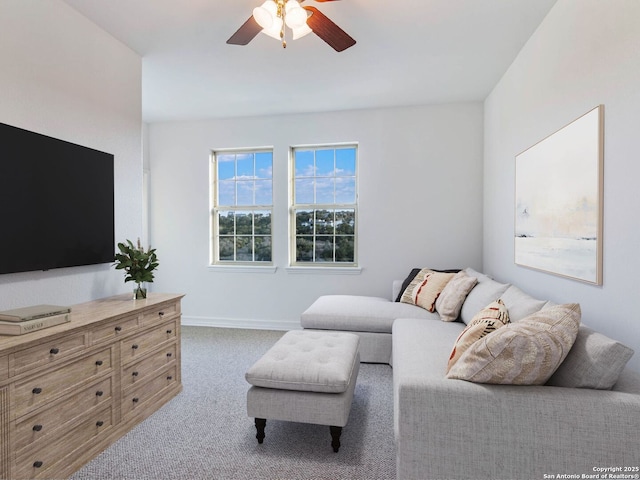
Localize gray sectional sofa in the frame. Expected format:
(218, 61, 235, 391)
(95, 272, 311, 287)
(301, 267, 640, 480)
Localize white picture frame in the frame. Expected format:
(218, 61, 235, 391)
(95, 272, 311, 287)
(515, 105, 604, 285)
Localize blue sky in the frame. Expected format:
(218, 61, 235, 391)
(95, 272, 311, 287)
(216, 147, 356, 206)
(294, 147, 356, 204)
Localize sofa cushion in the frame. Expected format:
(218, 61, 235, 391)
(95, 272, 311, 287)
(391, 317, 467, 440)
(446, 299, 510, 372)
(547, 325, 634, 389)
(436, 270, 478, 322)
(393, 317, 467, 381)
(447, 303, 581, 385)
(460, 268, 510, 324)
(405, 271, 455, 312)
(500, 285, 546, 321)
(245, 330, 360, 393)
(301, 295, 435, 334)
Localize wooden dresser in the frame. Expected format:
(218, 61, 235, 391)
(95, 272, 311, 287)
(0, 293, 184, 480)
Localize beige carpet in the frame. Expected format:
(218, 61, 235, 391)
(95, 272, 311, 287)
(70, 326, 396, 480)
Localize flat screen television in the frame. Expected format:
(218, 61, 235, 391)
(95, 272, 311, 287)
(0, 122, 115, 274)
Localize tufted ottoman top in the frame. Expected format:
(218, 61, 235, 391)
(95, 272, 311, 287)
(245, 330, 360, 394)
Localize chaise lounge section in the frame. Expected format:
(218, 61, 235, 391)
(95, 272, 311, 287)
(301, 293, 429, 364)
(301, 267, 640, 479)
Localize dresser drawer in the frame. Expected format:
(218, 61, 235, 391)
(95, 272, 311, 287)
(14, 348, 112, 418)
(1, 387, 8, 480)
(11, 332, 87, 376)
(121, 320, 177, 364)
(122, 343, 177, 389)
(0, 356, 7, 381)
(139, 301, 179, 327)
(122, 366, 177, 418)
(15, 404, 113, 480)
(91, 314, 139, 344)
(14, 376, 113, 453)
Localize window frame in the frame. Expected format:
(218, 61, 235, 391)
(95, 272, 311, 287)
(289, 143, 359, 268)
(210, 147, 274, 267)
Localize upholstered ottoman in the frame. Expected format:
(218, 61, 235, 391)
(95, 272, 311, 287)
(245, 330, 360, 452)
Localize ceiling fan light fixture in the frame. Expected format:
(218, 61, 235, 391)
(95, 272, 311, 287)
(261, 17, 284, 40)
(284, 1, 307, 28)
(291, 24, 313, 40)
(252, 1, 277, 29)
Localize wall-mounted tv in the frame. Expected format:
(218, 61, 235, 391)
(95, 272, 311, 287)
(0, 122, 115, 275)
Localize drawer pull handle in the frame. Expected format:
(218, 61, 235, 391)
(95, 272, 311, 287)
(33, 425, 43, 432)
(132, 397, 139, 403)
(132, 344, 139, 350)
(166, 329, 172, 334)
(115, 326, 122, 332)
(166, 353, 173, 358)
(159, 311, 165, 317)
(95, 360, 103, 366)
(96, 421, 104, 427)
(32, 387, 42, 395)
(167, 375, 173, 380)
(132, 371, 139, 377)
(96, 390, 104, 397)
(49, 348, 59, 355)
(33, 461, 43, 469)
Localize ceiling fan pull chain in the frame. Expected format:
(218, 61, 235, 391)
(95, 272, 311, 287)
(280, 0, 287, 48)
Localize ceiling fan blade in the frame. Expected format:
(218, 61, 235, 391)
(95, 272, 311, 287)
(302, 7, 356, 52)
(303, 6, 356, 52)
(227, 16, 262, 45)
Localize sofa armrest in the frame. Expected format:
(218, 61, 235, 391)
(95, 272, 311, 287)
(392, 279, 403, 301)
(396, 375, 640, 480)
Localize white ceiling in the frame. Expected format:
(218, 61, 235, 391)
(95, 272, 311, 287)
(62, 0, 557, 123)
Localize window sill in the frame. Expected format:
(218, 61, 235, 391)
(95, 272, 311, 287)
(285, 266, 362, 275)
(208, 265, 277, 274)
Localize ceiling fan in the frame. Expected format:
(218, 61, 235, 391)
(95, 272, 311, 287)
(227, 0, 356, 52)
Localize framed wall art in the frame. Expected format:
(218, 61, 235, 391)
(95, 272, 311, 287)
(515, 105, 604, 285)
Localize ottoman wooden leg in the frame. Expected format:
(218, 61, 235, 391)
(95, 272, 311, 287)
(255, 418, 266, 444)
(330, 425, 342, 452)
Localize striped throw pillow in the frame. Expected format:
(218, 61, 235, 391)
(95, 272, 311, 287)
(399, 268, 434, 304)
(447, 299, 510, 372)
(402, 271, 455, 312)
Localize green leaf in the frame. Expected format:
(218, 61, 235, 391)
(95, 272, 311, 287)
(112, 237, 160, 287)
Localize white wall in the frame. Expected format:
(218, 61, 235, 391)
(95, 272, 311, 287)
(484, 0, 640, 372)
(0, 0, 142, 308)
(148, 103, 484, 329)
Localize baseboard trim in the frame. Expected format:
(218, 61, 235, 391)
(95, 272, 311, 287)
(181, 315, 301, 332)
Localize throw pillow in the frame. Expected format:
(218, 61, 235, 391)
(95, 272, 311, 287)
(546, 325, 634, 390)
(447, 303, 581, 385)
(459, 274, 511, 325)
(398, 268, 437, 304)
(395, 268, 422, 302)
(436, 270, 478, 322)
(395, 267, 461, 302)
(446, 299, 510, 372)
(406, 271, 455, 312)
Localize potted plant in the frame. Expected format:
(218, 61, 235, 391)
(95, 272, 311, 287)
(113, 238, 159, 299)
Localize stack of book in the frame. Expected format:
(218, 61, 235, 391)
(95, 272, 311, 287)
(0, 304, 71, 336)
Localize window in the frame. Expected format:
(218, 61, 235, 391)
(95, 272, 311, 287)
(211, 149, 273, 264)
(291, 145, 357, 266)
